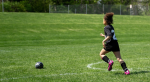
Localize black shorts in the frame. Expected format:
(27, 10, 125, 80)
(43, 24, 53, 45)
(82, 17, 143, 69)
(104, 41, 120, 52)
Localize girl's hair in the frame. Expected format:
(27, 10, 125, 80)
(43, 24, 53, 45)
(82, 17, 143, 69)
(104, 12, 114, 25)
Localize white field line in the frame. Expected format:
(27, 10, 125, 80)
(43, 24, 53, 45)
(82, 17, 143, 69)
(0, 73, 83, 81)
(87, 58, 150, 71)
(2, 23, 150, 25)
(1, 58, 150, 81)
(87, 61, 123, 71)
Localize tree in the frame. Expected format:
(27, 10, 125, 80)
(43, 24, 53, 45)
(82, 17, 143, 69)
(75, 0, 99, 4)
(7, 0, 23, 2)
(100, 0, 132, 5)
(22, 0, 51, 12)
(139, 0, 150, 15)
(51, 0, 99, 5)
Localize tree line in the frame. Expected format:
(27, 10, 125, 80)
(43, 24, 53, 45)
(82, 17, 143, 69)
(0, 0, 149, 12)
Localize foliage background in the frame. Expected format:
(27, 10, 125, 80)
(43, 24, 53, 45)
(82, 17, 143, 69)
(0, 0, 149, 13)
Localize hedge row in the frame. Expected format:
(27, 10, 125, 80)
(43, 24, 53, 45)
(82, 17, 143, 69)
(0, 1, 49, 12)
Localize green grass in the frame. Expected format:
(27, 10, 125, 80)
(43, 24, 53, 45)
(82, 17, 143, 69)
(0, 12, 150, 82)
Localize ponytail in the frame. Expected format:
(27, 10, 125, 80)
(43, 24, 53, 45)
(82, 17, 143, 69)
(104, 12, 114, 25)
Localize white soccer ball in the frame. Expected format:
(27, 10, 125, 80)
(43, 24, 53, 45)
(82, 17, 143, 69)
(35, 62, 43, 69)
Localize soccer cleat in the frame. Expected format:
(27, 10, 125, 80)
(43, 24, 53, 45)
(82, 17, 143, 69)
(124, 70, 130, 75)
(108, 60, 113, 71)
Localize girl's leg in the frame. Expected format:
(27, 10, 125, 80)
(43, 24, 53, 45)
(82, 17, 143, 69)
(100, 49, 109, 58)
(100, 49, 113, 71)
(100, 49, 110, 63)
(113, 51, 130, 75)
(113, 51, 124, 63)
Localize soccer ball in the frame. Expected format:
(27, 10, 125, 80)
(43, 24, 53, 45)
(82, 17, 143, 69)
(35, 62, 43, 69)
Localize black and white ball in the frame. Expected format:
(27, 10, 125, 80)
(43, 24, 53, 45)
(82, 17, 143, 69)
(35, 62, 43, 69)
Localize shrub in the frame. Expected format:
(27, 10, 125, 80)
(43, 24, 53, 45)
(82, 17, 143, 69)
(20, 1, 32, 12)
(3, 1, 26, 12)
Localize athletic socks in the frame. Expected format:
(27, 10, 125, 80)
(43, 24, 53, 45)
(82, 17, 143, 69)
(102, 56, 110, 63)
(102, 56, 129, 72)
(121, 62, 128, 72)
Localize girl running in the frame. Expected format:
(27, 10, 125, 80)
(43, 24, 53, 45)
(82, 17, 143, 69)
(100, 12, 130, 75)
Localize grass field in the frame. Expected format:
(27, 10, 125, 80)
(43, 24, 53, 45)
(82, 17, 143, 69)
(0, 12, 150, 82)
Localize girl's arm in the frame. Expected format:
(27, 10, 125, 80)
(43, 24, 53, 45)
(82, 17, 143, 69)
(102, 36, 112, 42)
(100, 33, 105, 37)
(102, 36, 112, 48)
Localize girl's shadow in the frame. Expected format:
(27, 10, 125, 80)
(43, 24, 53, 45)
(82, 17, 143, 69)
(115, 71, 150, 75)
(131, 71, 150, 74)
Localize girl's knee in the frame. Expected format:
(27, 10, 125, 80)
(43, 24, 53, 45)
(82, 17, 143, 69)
(99, 53, 105, 58)
(100, 49, 109, 58)
(117, 58, 124, 63)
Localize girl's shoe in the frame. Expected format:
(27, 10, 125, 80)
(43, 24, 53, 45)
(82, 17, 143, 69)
(124, 70, 130, 75)
(108, 60, 113, 71)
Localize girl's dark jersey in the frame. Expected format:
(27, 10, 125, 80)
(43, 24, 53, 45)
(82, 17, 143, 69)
(104, 25, 117, 44)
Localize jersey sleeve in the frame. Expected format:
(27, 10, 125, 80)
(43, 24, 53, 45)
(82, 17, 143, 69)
(104, 27, 112, 36)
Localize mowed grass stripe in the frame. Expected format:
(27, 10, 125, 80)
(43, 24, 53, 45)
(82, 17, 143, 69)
(0, 13, 150, 82)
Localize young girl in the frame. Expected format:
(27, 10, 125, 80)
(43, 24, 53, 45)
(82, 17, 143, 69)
(100, 12, 130, 75)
